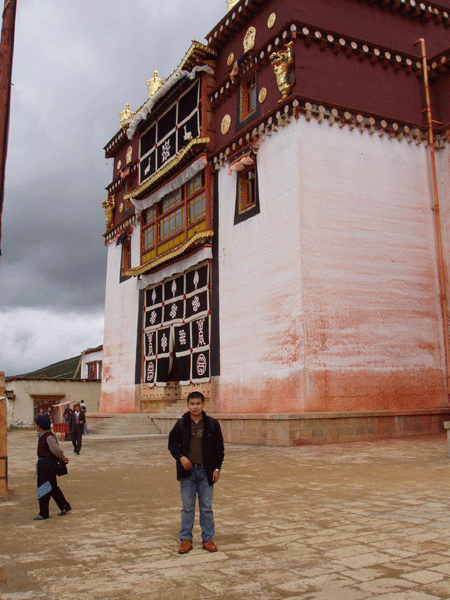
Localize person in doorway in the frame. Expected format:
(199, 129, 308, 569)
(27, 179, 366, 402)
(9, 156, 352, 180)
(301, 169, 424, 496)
(34, 414, 71, 520)
(68, 403, 85, 455)
(168, 391, 224, 554)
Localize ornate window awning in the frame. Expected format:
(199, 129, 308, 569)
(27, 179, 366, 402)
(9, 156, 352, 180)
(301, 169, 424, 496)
(124, 229, 214, 278)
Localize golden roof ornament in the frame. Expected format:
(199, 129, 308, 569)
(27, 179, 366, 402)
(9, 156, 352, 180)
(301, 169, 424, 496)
(118, 103, 135, 128)
(102, 197, 115, 231)
(227, 0, 240, 10)
(146, 70, 163, 98)
(270, 41, 296, 102)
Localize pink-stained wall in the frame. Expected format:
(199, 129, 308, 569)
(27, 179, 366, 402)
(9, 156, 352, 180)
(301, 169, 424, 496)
(100, 227, 141, 414)
(215, 115, 448, 414)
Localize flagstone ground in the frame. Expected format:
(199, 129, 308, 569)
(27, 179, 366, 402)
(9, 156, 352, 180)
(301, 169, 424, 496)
(1, 430, 450, 599)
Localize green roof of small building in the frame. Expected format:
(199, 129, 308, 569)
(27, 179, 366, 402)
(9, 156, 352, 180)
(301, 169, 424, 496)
(14, 354, 82, 380)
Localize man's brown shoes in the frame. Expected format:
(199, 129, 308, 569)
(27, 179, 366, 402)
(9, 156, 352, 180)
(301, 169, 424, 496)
(178, 540, 193, 554)
(202, 541, 218, 552)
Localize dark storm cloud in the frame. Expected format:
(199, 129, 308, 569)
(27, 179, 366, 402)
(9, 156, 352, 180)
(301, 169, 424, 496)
(0, 0, 226, 375)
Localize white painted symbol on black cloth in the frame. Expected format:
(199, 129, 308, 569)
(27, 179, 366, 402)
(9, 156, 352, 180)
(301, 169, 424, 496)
(161, 333, 168, 352)
(170, 304, 178, 319)
(147, 362, 155, 381)
(193, 270, 199, 289)
(197, 354, 207, 376)
(179, 329, 187, 345)
(147, 332, 154, 356)
(197, 319, 206, 346)
(150, 310, 157, 325)
(162, 140, 171, 163)
(192, 296, 200, 312)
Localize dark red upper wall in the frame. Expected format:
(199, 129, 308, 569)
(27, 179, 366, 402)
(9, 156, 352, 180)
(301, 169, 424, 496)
(210, 0, 449, 148)
(212, 0, 449, 73)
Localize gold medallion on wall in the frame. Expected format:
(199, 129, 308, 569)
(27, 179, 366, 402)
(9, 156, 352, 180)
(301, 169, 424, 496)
(259, 88, 267, 104)
(227, 52, 235, 67)
(126, 146, 133, 165)
(243, 27, 256, 52)
(268, 13, 276, 28)
(221, 114, 231, 135)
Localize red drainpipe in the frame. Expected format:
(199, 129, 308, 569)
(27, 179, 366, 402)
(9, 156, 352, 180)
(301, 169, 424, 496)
(414, 37, 450, 398)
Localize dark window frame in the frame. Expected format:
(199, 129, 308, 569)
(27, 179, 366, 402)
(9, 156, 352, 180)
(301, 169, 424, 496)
(234, 159, 260, 225)
(236, 71, 259, 132)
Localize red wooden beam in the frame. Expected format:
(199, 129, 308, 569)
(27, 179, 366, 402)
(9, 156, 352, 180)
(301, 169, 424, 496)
(0, 0, 17, 255)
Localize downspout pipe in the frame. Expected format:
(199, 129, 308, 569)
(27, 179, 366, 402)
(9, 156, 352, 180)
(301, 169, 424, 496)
(414, 38, 450, 398)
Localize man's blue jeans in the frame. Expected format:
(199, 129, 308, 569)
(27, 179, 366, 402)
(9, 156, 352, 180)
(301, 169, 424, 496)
(179, 466, 214, 543)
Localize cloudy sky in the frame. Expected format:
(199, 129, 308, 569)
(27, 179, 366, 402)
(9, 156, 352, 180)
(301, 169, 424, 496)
(0, 0, 226, 377)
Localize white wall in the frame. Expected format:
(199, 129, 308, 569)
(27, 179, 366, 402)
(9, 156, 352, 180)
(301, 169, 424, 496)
(216, 116, 446, 413)
(100, 226, 141, 413)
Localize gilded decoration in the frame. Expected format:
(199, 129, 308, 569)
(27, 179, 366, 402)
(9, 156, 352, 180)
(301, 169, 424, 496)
(102, 196, 115, 230)
(221, 114, 231, 135)
(227, 52, 235, 67)
(126, 145, 133, 165)
(268, 13, 276, 28)
(227, 0, 240, 10)
(124, 230, 214, 277)
(146, 70, 163, 98)
(116, 160, 122, 170)
(243, 27, 256, 53)
(270, 41, 295, 102)
(118, 103, 135, 128)
(259, 88, 267, 103)
(178, 41, 217, 71)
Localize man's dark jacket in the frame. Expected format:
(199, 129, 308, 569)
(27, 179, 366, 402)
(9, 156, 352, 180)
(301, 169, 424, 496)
(168, 411, 224, 486)
(68, 410, 85, 435)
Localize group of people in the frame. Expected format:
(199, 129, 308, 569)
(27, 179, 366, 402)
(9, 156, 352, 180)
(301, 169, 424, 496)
(33, 391, 225, 554)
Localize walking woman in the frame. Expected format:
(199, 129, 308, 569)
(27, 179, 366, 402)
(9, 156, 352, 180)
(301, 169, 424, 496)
(34, 414, 71, 521)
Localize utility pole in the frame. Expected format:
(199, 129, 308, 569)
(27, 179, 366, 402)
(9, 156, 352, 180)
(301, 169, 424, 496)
(0, 0, 17, 256)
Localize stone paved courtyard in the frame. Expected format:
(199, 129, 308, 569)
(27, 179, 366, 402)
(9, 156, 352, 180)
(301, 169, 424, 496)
(1, 430, 450, 599)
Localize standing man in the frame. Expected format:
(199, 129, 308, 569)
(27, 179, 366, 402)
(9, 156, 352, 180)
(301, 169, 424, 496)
(69, 403, 85, 455)
(168, 391, 224, 554)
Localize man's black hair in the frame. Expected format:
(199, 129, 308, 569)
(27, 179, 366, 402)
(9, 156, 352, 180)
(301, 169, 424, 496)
(186, 391, 205, 403)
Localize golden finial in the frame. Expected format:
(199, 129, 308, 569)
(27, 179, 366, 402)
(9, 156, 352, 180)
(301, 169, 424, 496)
(227, 0, 240, 10)
(146, 70, 163, 98)
(118, 103, 135, 128)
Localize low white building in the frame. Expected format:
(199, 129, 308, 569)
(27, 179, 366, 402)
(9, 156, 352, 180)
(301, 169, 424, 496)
(5, 346, 102, 427)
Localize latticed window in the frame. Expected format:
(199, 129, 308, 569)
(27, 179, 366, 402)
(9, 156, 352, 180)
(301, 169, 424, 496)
(141, 170, 206, 263)
(139, 81, 200, 184)
(240, 74, 257, 121)
(239, 167, 256, 213)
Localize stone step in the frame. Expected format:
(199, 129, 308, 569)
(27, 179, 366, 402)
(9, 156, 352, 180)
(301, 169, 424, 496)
(89, 414, 161, 436)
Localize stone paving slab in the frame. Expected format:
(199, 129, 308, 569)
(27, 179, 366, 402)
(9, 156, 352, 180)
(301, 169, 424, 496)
(1, 431, 450, 599)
